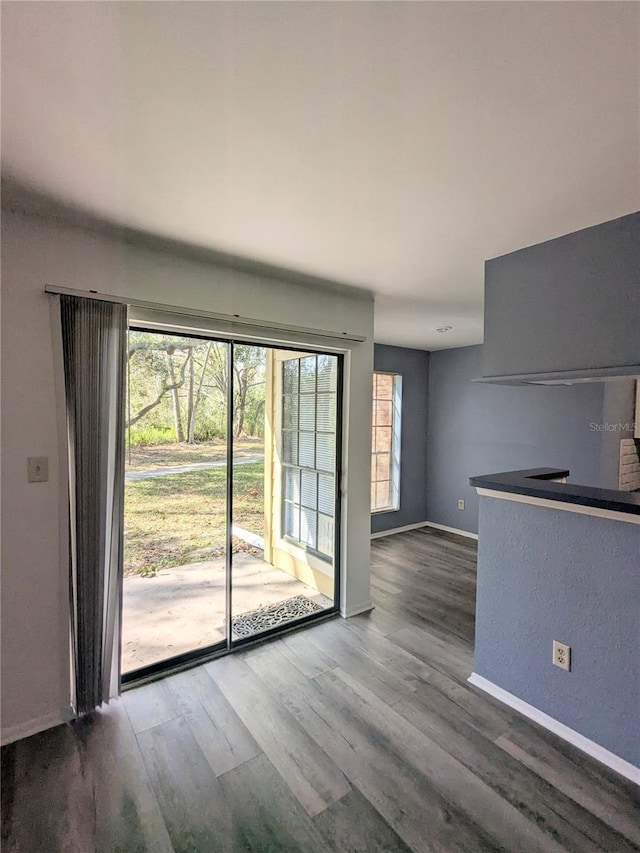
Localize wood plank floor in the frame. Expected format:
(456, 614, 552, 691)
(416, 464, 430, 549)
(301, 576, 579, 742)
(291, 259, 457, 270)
(2, 528, 639, 852)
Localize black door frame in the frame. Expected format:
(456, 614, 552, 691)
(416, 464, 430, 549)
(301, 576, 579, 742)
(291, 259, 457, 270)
(121, 328, 343, 688)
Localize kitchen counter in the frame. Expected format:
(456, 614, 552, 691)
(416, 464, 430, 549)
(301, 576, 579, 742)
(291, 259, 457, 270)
(469, 467, 640, 519)
(469, 466, 640, 779)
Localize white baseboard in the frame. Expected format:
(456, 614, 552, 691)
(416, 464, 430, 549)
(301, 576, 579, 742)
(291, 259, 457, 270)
(468, 673, 640, 785)
(371, 521, 431, 539)
(371, 520, 478, 541)
(342, 600, 374, 618)
(422, 521, 478, 540)
(1, 706, 74, 746)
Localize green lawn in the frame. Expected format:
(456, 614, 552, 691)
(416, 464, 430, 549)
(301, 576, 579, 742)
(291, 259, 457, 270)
(124, 461, 264, 576)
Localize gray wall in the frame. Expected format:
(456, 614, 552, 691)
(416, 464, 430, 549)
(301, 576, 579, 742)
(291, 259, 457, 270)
(425, 345, 630, 534)
(483, 212, 640, 377)
(599, 380, 637, 489)
(474, 495, 639, 766)
(371, 344, 429, 534)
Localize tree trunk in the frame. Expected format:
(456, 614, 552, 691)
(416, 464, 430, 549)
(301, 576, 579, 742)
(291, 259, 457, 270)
(188, 342, 213, 444)
(234, 365, 248, 438)
(247, 398, 265, 436)
(167, 352, 185, 442)
(186, 349, 195, 444)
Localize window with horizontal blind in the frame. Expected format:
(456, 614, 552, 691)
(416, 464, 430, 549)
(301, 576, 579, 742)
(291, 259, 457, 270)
(371, 372, 402, 512)
(281, 354, 338, 559)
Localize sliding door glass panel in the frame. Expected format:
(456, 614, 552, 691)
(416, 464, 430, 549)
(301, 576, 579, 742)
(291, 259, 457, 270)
(122, 331, 229, 674)
(228, 344, 276, 640)
(230, 347, 339, 642)
(122, 334, 341, 675)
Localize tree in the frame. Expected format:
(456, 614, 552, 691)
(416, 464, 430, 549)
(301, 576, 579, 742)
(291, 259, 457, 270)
(166, 348, 189, 442)
(126, 332, 266, 444)
(187, 341, 213, 444)
(197, 343, 265, 438)
(126, 337, 191, 432)
(232, 345, 264, 438)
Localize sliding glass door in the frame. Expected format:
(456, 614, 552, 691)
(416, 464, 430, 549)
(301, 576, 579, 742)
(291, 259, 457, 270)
(122, 331, 341, 681)
(122, 332, 230, 675)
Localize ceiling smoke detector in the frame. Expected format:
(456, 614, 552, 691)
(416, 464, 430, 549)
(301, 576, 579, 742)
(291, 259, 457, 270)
(436, 325, 453, 333)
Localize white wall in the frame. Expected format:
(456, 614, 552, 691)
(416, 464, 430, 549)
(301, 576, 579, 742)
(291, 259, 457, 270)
(0, 209, 374, 742)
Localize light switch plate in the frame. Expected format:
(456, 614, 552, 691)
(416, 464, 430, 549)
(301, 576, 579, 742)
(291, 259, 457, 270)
(27, 456, 49, 483)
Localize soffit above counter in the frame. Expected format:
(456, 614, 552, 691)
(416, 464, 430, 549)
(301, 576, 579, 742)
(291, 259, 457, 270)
(480, 212, 640, 385)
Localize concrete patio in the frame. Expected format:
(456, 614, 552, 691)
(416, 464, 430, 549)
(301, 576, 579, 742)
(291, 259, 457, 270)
(122, 552, 332, 673)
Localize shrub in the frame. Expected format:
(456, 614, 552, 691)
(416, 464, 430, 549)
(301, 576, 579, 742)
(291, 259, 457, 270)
(128, 425, 174, 447)
(194, 420, 226, 441)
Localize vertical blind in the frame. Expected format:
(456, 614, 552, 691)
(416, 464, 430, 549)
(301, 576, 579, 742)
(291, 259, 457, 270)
(60, 295, 127, 714)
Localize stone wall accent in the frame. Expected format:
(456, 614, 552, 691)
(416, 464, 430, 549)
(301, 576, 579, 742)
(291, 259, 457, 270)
(619, 438, 640, 491)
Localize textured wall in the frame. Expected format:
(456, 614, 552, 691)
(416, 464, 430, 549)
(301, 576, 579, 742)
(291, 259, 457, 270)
(371, 344, 430, 534)
(426, 345, 611, 534)
(474, 495, 640, 766)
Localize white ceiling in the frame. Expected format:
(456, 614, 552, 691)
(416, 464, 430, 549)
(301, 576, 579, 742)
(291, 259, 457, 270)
(2, 2, 639, 350)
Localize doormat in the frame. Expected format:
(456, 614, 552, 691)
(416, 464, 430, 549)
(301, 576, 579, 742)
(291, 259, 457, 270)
(232, 595, 323, 638)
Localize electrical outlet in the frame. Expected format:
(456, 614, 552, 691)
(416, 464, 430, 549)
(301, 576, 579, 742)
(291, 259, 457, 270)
(27, 456, 49, 483)
(457, 499, 465, 510)
(552, 640, 571, 671)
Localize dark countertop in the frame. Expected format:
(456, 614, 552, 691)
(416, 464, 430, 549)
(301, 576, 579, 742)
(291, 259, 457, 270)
(469, 468, 640, 517)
